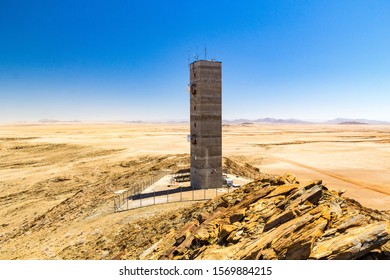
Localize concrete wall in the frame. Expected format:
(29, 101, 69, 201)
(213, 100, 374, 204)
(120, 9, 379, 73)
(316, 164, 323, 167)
(190, 60, 222, 189)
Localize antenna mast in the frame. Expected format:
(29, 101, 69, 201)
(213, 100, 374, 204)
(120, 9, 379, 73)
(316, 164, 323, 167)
(194, 47, 199, 61)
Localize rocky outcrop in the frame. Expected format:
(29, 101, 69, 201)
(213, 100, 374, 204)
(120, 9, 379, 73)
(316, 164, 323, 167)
(140, 174, 390, 260)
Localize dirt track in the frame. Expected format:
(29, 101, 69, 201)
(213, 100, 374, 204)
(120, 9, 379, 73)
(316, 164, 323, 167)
(267, 155, 390, 196)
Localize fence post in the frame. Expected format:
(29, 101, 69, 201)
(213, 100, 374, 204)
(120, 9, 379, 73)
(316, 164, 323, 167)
(154, 191, 156, 205)
(167, 189, 169, 203)
(126, 190, 129, 210)
(140, 192, 142, 207)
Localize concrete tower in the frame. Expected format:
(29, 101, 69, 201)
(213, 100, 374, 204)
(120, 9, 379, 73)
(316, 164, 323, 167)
(189, 60, 222, 189)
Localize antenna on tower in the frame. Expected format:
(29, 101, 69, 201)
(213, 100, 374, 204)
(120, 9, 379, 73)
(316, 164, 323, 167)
(204, 45, 207, 60)
(194, 47, 199, 61)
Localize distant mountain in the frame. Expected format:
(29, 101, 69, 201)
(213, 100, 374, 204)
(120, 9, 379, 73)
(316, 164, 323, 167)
(125, 120, 145, 124)
(222, 117, 390, 125)
(222, 119, 252, 124)
(223, 118, 312, 124)
(339, 121, 368, 125)
(38, 119, 60, 123)
(34, 118, 389, 125)
(38, 119, 81, 123)
(255, 118, 312, 124)
(326, 118, 390, 125)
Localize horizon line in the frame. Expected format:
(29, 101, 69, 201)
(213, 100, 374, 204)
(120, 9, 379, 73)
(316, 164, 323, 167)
(1, 117, 389, 125)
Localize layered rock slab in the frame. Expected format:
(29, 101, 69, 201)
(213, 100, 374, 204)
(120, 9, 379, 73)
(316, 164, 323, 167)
(140, 175, 390, 260)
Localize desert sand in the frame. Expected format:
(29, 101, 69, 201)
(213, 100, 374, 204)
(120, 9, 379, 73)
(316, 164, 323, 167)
(0, 122, 389, 259)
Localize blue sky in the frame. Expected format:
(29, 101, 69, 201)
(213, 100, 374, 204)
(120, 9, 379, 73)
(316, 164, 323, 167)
(0, 0, 389, 122)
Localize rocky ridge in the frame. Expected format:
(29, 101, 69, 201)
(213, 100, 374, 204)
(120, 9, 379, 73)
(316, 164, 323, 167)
(141, 174, 390, 260)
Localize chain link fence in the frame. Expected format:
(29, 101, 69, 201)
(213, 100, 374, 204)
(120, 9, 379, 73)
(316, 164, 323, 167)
(113, 162, 261, 213)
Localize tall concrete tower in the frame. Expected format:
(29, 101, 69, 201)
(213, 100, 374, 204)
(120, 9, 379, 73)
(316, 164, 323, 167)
(189, 60, 222, 189)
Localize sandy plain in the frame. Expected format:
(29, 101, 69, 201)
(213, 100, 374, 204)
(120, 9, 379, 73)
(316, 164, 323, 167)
(0, 122, 389, 259)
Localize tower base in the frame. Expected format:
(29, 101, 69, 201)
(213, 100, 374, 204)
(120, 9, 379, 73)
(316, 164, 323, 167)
(190, 167, 222, 189)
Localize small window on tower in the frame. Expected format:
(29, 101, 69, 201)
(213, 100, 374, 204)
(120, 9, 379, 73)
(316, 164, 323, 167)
(194, 106, 196, 111)
(194, 72, 196, 78)
(194, 122, 196, 128)
(191, 134, 197, 145)
(190, 84, 197, 96)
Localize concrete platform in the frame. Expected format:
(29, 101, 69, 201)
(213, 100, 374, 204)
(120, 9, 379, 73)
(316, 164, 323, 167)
(116, 174, 250, 211)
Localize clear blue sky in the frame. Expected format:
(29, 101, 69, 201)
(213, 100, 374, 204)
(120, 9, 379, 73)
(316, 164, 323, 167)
(1, 0, 389, 122)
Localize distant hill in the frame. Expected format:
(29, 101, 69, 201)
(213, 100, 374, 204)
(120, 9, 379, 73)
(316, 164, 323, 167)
(38, 119, 61, 123)
(255, 118, 311, 124)
(38, 119, 81, 123)
(326, 118, 389, 125)
(32, 118, 389, 125)
(339, 121, 368, 125)
(222, 117, 389, 125)
(223, 118, 312, 124)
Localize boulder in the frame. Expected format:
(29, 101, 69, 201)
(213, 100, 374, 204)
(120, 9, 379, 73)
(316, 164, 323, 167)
(310, 222, 390, 259)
